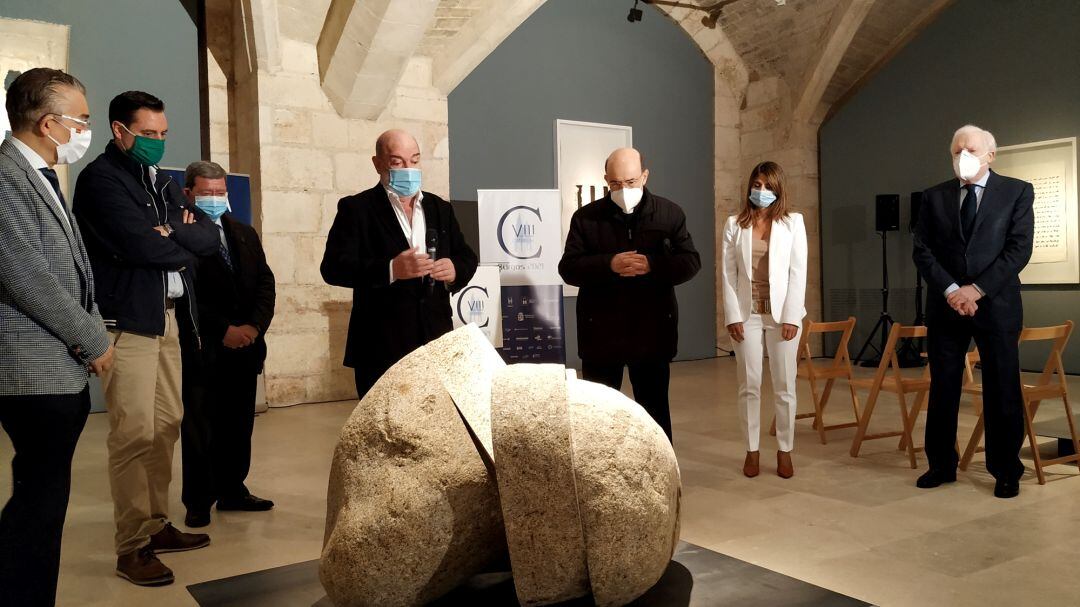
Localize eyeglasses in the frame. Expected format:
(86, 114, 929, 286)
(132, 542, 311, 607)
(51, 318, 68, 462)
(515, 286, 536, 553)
(605, 176, 643, 188)
(46, 113, 92, 130)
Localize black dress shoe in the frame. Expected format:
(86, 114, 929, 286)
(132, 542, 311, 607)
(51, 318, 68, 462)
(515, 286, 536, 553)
(994, 479, 1020, 499)
(217, 494, 275, 512)
(916, 468, 957, 488)
(185, 509, 211, 528)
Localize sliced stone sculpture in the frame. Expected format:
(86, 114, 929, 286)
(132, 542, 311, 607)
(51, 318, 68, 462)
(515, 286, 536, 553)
(321, 325, 681, 607)
(567, 378, 682, 607)
(319, 332, 506, 607)
(491, 364, 590, 605)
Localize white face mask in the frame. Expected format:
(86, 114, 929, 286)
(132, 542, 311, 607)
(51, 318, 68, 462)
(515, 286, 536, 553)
(47, 125, 92, 165)
(611, 187, 643, 214)
(953, 149, 986, 182)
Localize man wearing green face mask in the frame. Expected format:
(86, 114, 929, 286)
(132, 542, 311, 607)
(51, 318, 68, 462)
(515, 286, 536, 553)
(73, 90, 220, 586)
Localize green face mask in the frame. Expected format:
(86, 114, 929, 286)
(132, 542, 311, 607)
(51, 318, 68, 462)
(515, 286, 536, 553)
(120, 123, 166, 166)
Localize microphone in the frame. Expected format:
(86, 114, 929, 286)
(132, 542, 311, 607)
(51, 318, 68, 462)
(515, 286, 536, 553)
(426, 228, 438, 291)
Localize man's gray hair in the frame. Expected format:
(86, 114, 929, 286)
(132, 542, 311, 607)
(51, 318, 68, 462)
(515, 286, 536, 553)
(951, 124, 997, 153)
(184, 160, 227, 189)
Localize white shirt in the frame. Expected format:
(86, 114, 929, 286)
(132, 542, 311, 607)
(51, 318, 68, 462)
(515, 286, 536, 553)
(147, 165, 185, 299)
(9, 136, 72, 231)
(385, 187, 426, 284)
(945, 170, 991, 296)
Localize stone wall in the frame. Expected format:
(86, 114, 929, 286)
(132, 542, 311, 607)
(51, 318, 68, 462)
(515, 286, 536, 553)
(211, 1, 452, 405)
(214, 0, 895, 403)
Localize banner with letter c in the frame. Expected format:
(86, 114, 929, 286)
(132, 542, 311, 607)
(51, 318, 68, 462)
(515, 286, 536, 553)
(477, 189, 565, 363)
(450, 264, 502, 347)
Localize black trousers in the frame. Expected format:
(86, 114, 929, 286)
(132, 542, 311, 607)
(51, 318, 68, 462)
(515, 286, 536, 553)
(0, 388, 90, 607)
(925, 317, 1025, 482)
(581, 359, 672, 442)
(354, 366, 382, 401)
(181, 349, 260, 511)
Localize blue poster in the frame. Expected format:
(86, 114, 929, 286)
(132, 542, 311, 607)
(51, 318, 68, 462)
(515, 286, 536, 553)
(499, 284, 564, 363)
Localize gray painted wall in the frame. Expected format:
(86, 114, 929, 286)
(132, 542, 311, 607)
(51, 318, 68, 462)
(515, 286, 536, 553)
(820, 0, 1080, 372)
(448, 0, 716, 369)
(0, 0, 202, 190)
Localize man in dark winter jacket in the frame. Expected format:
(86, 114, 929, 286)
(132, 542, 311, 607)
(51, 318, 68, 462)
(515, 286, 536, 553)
(559, 148, 701, 442)
(73, 90, 219, 587)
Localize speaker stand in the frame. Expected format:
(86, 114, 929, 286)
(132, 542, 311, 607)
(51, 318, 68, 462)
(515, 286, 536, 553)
(895, 268, 927, 368)
(855, 230, 894, 367)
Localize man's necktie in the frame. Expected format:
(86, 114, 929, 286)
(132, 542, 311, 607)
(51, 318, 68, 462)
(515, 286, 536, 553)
(38, 167, 71, 222)
(961, 184, 978, 241)
(219, 225, 234, 271)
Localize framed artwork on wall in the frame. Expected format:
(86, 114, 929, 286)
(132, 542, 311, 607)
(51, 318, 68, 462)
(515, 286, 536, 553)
(554, 119, 633, 296)
(994, 137, 1079, 285)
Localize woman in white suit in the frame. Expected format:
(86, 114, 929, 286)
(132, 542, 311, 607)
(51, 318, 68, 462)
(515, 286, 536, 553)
(721, 161, 807, 478)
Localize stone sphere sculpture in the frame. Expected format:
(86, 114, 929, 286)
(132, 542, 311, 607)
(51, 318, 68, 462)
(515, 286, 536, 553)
(320, 325, 681, 607)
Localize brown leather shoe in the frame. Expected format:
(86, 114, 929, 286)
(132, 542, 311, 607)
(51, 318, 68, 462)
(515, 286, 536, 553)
(148, 522, 210, 553)
(743, 451, 760, 478)
(777, 450, 794, 479)
(116, 546, 174, 586)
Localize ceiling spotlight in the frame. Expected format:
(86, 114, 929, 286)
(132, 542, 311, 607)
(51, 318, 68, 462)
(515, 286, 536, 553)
(628, 0, 644, 22)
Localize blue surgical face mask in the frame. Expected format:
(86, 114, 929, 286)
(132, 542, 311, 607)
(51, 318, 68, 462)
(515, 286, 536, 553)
(195, 195, 229, 221)
(387, 168, 422, 197)
(749, 188, 777, 208)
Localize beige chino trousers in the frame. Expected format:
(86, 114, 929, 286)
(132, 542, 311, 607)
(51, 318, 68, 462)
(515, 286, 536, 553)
(101, 308, 184, 556)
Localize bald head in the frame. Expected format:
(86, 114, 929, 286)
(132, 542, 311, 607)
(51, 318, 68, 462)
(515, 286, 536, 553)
(604, 147, 649, 192)
(375, 129, 420, 159)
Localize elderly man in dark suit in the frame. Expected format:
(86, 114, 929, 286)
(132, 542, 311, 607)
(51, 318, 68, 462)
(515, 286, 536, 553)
(321, 129, 478, 398)
(179, 160, 276, 528)
(913, 124, 1034, 499)
(0, 68, 113, 606)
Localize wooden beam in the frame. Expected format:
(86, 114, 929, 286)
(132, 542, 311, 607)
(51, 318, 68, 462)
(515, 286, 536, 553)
(792, 0, 876, 124)
(823, 0, 956, 124)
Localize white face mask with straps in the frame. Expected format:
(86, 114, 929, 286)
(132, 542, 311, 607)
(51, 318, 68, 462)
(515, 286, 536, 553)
(46, 115, 92, 165)
(953, 149, 987, 181)
(611, 187, 643, 214)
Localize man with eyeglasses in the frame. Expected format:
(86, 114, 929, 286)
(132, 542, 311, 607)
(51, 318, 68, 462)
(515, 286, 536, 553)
(74, 91, 219, 586)
(321, 129, 477, 398)
(559, 147, 700, 442)
(0, 67, 113, 607)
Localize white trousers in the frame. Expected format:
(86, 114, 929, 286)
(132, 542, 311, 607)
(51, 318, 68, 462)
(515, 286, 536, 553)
(732, 313, 801, 452)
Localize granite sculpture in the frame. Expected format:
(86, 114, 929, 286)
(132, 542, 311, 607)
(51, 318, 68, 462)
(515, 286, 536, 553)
(320, 325, 681, 607)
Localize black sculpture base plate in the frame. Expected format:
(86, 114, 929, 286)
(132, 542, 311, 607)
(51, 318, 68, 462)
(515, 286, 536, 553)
(187, 541, 868, 607)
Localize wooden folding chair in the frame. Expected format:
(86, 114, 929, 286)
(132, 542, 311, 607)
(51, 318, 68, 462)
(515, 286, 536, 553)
(848, 323, 930, 468)
(958, 321, 1079, 484)
(958, 348, 985, 471)
(769, 317, 861, 444)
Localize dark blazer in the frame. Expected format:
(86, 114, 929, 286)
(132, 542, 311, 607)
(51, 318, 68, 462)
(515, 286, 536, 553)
(188, 214, 276, 371)
(559, 188, 701, 362)
(912, 170, 1034, 331)
(73, 142, 219, 340)
(0, 138, 111, 395)
(320, 184, 478, 377)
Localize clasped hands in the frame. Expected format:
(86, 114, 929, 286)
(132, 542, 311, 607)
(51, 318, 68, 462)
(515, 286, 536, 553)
(224, 324, 260, 349)
(610, 251, 651, 277)
(947, 284, 981, 317)
(392, 247, 456, 284)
